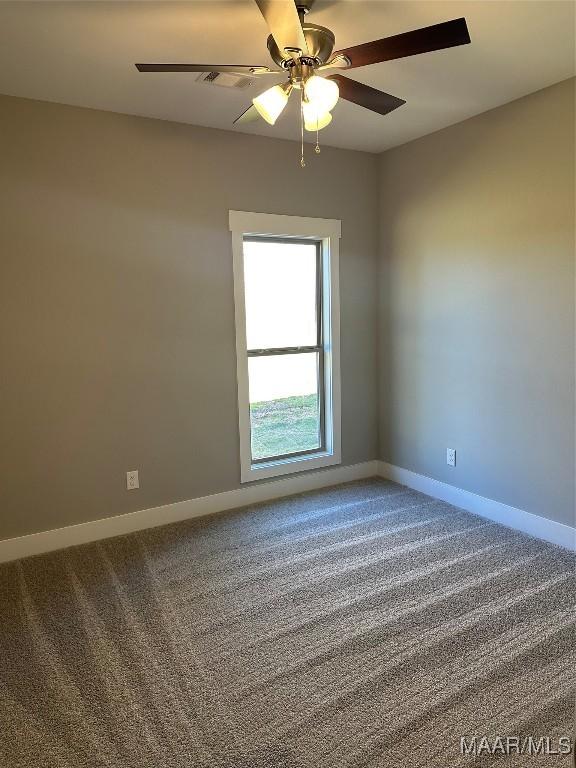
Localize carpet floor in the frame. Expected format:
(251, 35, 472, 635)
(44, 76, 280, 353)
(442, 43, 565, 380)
(0, 478, 574, 767)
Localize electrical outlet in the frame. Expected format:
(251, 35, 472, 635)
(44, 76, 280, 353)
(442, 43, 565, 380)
(446, 448, 456, 467)
(126, 470, 139, 490)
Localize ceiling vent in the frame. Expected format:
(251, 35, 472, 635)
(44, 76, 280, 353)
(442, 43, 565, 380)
(196, 71, 252, 90)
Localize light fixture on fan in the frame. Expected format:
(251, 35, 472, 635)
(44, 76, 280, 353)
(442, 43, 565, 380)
(136, 0, 471, 165)
(248, 56, 342, 163)
(305, 76, 339, 113)
(302, 75, 337, 134)
(252, 72, 338, 128)
(252, 82, 293, 124)
(302, 101, 332, 131)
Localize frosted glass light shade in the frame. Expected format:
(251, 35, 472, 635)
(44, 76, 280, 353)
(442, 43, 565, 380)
(252, 84, 290, 125)
(305, 76, 339, 113)
(302, 101, 332, 132)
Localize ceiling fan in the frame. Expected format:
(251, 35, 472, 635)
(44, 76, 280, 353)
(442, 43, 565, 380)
(136, 0, 470, 164)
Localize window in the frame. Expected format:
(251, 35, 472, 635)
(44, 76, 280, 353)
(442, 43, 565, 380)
(230, 211, 341, 482)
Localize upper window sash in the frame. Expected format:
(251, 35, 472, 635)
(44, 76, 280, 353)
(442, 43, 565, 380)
(242, 236, 321, 352)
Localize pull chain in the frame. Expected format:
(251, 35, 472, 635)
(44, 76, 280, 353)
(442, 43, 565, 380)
(300, 88, 306, 168)
(315, 120, 321, 154)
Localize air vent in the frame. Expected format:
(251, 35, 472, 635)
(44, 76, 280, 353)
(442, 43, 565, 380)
(196, 72, 252, 90)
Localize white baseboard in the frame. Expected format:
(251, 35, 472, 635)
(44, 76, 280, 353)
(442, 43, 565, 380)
(378, 461, 575, 552)
(2, 458, 573, 563)
(0, 460, 379, 564)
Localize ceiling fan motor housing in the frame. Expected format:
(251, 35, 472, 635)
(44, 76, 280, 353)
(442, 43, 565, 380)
(267, 23, 335, 69)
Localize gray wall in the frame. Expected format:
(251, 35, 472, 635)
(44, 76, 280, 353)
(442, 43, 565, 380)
(0, 94, 379, 539)
(378, 78, 575, 527)
(1, 78, 574, 541)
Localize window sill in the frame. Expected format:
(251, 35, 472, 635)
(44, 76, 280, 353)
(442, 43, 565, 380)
(241, 450, 341, 483)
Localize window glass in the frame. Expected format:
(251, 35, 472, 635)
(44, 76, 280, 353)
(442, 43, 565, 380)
(248, 352, 321, 461)
(243, 239, 318, 350)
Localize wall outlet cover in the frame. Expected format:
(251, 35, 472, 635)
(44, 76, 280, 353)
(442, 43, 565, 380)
(126, 470, 139, 490)
(446, 448, 456, 467)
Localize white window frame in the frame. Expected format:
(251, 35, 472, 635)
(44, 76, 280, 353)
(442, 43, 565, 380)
(230, 210, 342, 483)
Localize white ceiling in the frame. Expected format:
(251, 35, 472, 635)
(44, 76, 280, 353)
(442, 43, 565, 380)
(0, 1, 574, 153)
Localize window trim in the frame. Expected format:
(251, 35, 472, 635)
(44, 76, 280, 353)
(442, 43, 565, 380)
(230, 211, 342, 483)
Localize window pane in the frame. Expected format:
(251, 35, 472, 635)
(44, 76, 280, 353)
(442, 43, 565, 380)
(248, 353, 321, 461)
(243, 239, 318, 349)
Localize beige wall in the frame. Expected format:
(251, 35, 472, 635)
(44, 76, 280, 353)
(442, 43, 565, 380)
(1, 78, 574, 542)
(378, 78, 575, 527)
(0, 94, 379, 540)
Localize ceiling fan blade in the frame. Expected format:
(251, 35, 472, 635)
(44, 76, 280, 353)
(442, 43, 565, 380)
(332, 17, 470, 69)
(253, 0, 309, 56)
(328, 75, 405, 115)
(234, 105, 261, 125)
(135, 63, 279, 75)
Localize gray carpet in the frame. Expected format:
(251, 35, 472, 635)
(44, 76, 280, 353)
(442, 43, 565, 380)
(0, 478, 574, 767)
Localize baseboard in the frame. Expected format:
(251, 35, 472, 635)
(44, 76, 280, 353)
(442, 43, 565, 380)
(2, 458, 573, 564)
(0, 460, 379, 564)
(378, 461, 575, 552)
